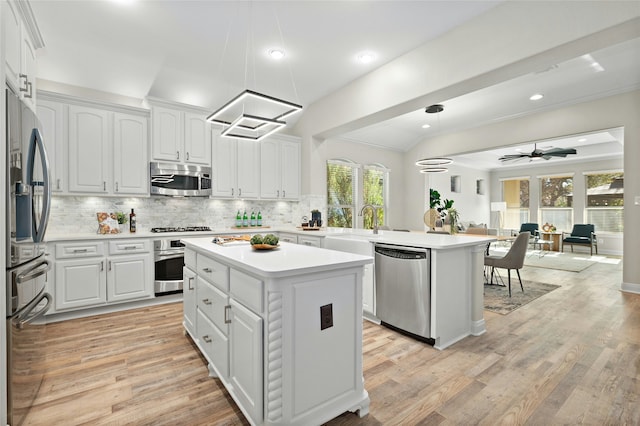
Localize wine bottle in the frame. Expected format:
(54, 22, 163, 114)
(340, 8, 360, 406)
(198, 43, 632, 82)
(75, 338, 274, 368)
(129, 208, 136, 233)
(242, 210, 248, 227)
(250, 211, 256, 226)
(235, 210, 242, 227)
(257, 211, 262, 227)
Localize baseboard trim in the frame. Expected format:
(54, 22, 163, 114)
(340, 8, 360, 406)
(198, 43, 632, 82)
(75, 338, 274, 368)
(621, 282, 640, 294)
(471, 319, 486, 336)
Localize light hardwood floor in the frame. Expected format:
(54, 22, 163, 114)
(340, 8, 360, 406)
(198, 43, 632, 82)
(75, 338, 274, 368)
(24, 254, 639, 425)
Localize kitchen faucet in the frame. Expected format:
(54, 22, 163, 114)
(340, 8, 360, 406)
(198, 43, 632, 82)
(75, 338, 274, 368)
(359, 204, 381, 234)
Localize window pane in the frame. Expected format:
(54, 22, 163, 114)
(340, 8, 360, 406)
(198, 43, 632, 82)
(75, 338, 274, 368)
(540, 176, 573, 207)
(503, 178, 529, 229)
(327, 162, 356, 228)
(586, 173, 623, 206)
(363, 167, 386, 229)
(586, 208, 623, 233)
(540, 208, 572, 232)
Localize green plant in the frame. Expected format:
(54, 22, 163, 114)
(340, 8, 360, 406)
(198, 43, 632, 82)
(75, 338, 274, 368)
(429, 189, 454, 218)
(447, 208, 460, 234)
(115, 212, 128, 225)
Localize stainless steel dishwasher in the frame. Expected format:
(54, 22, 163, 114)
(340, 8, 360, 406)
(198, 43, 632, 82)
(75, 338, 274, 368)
(374, 243, 432, 343)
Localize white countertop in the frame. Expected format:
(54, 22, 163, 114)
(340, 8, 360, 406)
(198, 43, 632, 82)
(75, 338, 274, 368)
(181, 238, 373, 278)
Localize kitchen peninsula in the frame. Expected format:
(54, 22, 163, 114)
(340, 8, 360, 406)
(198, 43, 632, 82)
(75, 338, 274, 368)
(180, 238, 372, 426)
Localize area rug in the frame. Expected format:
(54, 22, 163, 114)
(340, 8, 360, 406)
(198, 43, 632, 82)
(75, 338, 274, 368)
(484, 281, 560, 315)
(489, 247, 599, 272)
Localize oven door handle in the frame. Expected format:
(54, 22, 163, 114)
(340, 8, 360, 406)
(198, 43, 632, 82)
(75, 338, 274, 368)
(16, 260, 51, 284)
(155, 252, 184, 261)
(17, 292, 52, 329)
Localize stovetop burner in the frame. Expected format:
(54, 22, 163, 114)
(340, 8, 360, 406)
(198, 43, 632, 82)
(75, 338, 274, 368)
(151, 226, 212, 233)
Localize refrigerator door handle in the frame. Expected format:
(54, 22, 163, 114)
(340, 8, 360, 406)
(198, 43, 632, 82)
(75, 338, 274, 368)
(16, 260, 51, 284)
(17, 292, 53, 329)
(27, 128, 52, 243)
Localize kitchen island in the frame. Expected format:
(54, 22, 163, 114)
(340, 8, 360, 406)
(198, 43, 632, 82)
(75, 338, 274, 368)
(181, 237, 372, 426)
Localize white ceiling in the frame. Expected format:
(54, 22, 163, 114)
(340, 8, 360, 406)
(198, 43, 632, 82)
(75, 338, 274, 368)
(30, 1, 640, 166)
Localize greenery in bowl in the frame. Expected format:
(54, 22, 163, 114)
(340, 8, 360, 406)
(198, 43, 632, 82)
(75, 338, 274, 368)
(115, 212, 128, 225)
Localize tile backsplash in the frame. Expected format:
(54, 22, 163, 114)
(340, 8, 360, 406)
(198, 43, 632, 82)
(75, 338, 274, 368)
(48, 195, 327, 235)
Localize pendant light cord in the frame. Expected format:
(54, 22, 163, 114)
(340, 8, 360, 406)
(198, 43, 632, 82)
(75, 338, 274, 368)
(273, 8, 300, 104)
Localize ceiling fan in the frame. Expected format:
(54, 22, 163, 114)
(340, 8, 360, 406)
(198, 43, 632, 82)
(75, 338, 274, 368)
(499, 144, 577, 162)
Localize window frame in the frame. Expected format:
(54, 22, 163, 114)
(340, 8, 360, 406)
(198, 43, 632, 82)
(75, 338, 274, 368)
(538, 174, 574, 232)
(501, 177, 530, 230)
(327, 159, 359, 229)
(362, 163, 390, 230)
(584, 171, 624, 233)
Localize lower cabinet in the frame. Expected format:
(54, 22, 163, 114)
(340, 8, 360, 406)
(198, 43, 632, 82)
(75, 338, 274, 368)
(183, 266, 197, 335)
(53, 239, 153, 313)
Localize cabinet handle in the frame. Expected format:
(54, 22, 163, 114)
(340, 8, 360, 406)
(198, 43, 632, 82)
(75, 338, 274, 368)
(19, 74, 29, 93)
(231, 188, 234, 196)
(122, 246, 137, 250)
(202, 298, 212, 305)
(25, 82, 33, 99)
(224, 305, 231, 324)
(108, 261, 112, 271)
(202, 267, 212, 273)
(72, 248, 88, 253)
(100, 261, 104, 271)
(103, 181, 106, 191)
(202, 335, 212, 343)
(277, 190, 280, 198)
(304, 241, 312, 246)
(238, 188, 242, 197)
(57, 178, 61, 190)
(283, 189, 286, 198)
(176, 151, 180, 160)
(186, 152, 190, 161)
(115, 182, 119, 192)
(187, 276, 194, 290)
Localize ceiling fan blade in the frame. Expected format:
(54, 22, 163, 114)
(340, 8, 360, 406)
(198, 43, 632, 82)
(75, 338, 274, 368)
(541, 147, 577, 157)
(499, 154, 529, 161)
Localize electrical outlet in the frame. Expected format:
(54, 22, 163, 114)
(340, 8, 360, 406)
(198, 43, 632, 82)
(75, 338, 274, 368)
(320, 303, 333, 330)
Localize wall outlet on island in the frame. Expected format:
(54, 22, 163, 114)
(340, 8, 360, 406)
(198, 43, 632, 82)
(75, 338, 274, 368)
(320, 303, 333, 330)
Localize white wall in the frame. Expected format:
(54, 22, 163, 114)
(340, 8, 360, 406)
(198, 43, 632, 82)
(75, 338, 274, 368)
(427, 164, 491, 230)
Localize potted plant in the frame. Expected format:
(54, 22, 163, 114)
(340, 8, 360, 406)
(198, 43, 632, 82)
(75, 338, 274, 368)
(428, 189, 456, 231)
(115, 212, 128, 232)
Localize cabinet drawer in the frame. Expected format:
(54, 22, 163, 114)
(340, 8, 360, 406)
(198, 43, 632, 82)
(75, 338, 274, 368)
(298, 236, 322, 247)
(197, 254, 229, 291)
(197, 277, 229, 335)
(56, 241, 105, 259)
(230, 269, 263, 314)
(184, 248, 196, 269)
(196, 309, 229, 378)
(108, 239, 149, 255)
(278, 232, 298, 244)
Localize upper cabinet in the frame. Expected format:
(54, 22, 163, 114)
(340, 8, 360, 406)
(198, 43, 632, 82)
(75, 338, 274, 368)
(37, 93, 149, 196)
(4, 0, 44, 111)
(211, 135, 260, 199)
(149, 102, 211, 166)
(260, 135, 301, 200)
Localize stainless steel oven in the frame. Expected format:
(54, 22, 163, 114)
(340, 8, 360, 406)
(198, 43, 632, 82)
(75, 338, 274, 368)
(154, 239, 185, 295)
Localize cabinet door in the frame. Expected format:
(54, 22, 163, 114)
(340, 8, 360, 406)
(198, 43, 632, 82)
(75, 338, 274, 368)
(21, 26, 37, 109)
(211, 136, 237, 197)
(362, 263, 375, 315)
(55, 257, 107, 310)
(236, 139, 260, 199)
(259, 138, 279, 199)
(184, 112, 211, 165)
(4, 0, 21, 90)
(68, 105, 110, 193)
(298, 235, 322, 248)
(107, 253, 153, 303)
(197, 309, 229, 379)
(37, 100, 66, 192)
(229, 299, 263, 423)
(183, 266, 197, 335)
(113, 113, 148, 195)
(151, 106, 183, 162)
(280, 140, 300, 200)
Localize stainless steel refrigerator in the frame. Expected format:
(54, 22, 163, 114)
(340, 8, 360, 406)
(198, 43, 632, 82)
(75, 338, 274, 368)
(5, 87, 52, 426)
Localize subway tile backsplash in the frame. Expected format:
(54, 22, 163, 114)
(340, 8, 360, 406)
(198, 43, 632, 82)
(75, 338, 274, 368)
(48, 195, 327, 235)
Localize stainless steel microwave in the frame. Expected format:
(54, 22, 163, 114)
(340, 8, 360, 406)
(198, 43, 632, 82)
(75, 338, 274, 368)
(150, 162, 212, 197)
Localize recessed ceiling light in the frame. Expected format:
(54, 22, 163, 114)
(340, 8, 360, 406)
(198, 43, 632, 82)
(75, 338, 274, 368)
(268, 49, 285, 60)
(421, 124, 431, 129)
(529, 93, 544, 101)
(357, 52, 375, 64)
(578, 138, 587, 142)
(111, 0, 135, 5)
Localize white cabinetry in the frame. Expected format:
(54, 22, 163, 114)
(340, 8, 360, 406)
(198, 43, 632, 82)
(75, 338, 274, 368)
(260, 135, 300, 200)
(150, 103, 211, 165)
(67, 103, 148, 195)
(37, 100, 65, 192)
(53, 240, 153, 313)
(278, 232, 324, 248)
(211, 136, 260, 199)
(4, 0, 42, 110)
(278, 232, 298, 244)
(183, 249, 197, 335)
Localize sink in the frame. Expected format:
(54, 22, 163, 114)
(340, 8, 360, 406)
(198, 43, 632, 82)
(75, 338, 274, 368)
(324, 235, 374, 256)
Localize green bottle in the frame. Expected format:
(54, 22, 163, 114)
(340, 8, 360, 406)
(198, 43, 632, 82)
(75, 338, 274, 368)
(235, 210, 242, 227)
(250, 211, 256, 226)
(242, 210, 248, 227)
(257, 211, 262, 227)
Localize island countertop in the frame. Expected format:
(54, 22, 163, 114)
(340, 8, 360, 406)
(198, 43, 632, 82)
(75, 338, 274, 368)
(181, 237, 373, 278)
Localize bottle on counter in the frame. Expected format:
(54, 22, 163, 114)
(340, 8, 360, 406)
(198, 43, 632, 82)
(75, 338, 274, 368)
(129, 208, 136, 233)
(242, 210, 248, 227)
(250, 211, 256, 226)
(235, 210, 242, 227)
(257, 211, 262, 227)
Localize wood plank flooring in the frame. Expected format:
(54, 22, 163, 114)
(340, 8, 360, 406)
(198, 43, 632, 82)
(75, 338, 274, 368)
(24, 255, 639, 425)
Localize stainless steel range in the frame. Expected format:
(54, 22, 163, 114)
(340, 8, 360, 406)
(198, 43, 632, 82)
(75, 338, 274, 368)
(152, 226, 211, 295)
